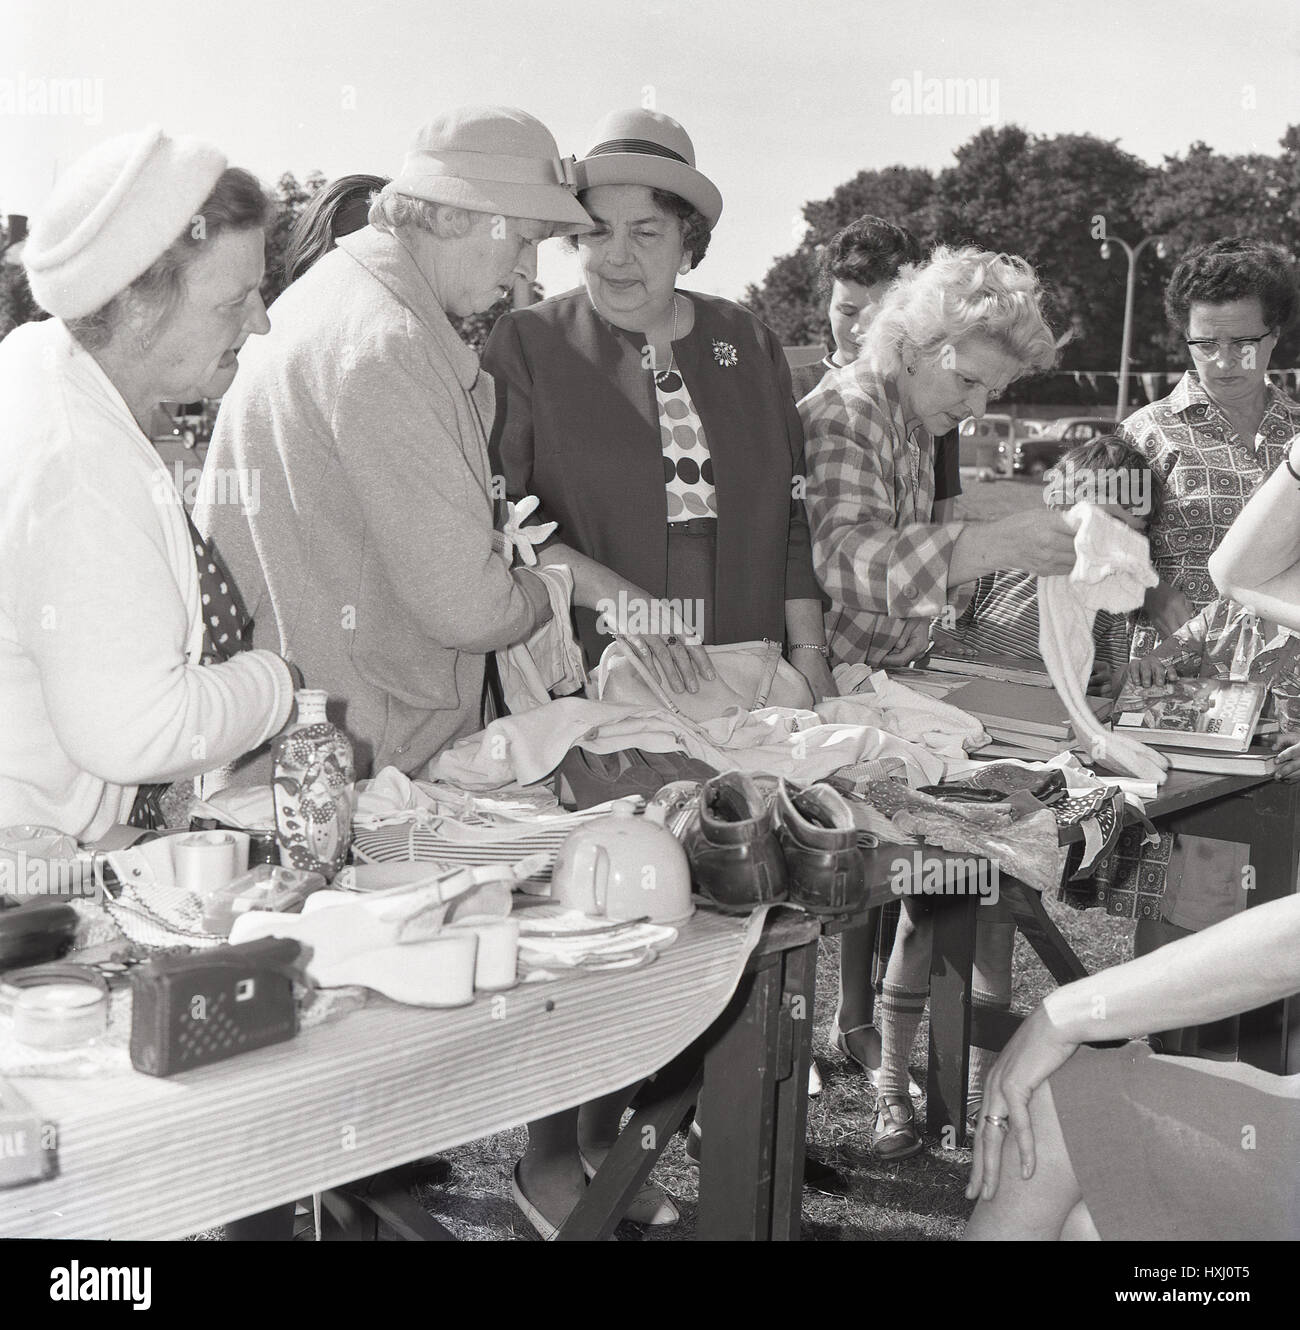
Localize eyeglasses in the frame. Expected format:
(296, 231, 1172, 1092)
(1184, 332, 1275, 362)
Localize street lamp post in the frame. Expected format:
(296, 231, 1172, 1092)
(1100, 232, 1166, 418)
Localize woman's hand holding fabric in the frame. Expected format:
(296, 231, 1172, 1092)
(997, 509, 1078, 577)
(965, 1004, 1079, 1203)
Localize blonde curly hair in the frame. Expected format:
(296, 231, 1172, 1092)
(862, 245, 1057, 379)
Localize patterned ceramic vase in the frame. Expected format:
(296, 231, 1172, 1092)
(272, 690, 355, 881)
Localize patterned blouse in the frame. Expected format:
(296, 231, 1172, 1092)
(800, 361, 963, 666)
(1119, 370, 1300, 657)
(656, 373, 717, 520)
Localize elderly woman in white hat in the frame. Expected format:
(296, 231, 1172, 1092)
(199, 106, 588, 780)
(0, 126, 296, 839)
(484, 108, 832, 1237)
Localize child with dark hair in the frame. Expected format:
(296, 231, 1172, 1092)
(939, 435, 1157, 693)
(792, 215, 961, 524)
(791, 216, 923, 400)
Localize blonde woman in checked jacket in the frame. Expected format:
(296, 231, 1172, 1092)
(800, 246, 1076, 1159)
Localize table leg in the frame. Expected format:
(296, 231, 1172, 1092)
(769, 937, 817, 1241)
(696, 956, 782, 1240)
(926, 895, 974, 1139)
(556, 1055, 703, 1241)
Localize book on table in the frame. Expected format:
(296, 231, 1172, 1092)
(1111, 677, 1267, 753)
(923, 630, 1053, 688)
(1150, 742, 1278, 776)
(942, 677, 1113, 740)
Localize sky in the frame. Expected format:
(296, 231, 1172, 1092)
(3, 0, 1299, 302)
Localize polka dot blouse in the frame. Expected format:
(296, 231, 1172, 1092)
(656, 372, 718, 521)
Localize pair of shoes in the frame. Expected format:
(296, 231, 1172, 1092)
(773, 780, 867, 914)
(808, 1059, 823, 1096)
(663, 772, 866, 916)
(870, 1094, 924, 1161)
(578, 1151, 679, 1226)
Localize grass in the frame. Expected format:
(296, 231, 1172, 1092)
(371, 473, 1133, 1242)
(405, 900, 1134, 1242)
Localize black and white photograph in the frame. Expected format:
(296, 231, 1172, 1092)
(0, 0, 1295, 1294)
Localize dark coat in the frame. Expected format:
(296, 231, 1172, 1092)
(483, 288, 821, 663)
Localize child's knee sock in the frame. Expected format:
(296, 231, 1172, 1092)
(877, 983, 927, 1099)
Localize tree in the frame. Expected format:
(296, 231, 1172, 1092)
(261, 170, 326, 307)
(0, 262, 44, 341)
(927, 128, 1154, 374)
(743, 165, 936, 347)
(1136, 139, 1300, 366)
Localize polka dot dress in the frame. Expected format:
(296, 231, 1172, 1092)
(656, 374, 718, 521)
(183, 509, 249, 664)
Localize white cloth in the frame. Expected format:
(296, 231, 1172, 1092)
(495, 563, 587, 714)
(1037, 504, 1167, 784)
(0, 320, 293, 840)
(829, 666, 987, 762)
(425, 692, 956, 791)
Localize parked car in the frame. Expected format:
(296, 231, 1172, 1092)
(957, 414, 1013, 480)
(1011, 416, 1118, 476)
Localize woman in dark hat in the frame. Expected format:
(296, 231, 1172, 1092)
(484, 107, 833, 1236)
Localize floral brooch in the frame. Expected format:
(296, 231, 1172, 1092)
(712, 339, 739, 368)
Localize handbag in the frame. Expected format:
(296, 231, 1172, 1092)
(592, 638, 814, 722)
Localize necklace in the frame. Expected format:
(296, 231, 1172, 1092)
(653, 295, 680, 389)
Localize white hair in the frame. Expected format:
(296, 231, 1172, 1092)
(367, 192, 476, 239)
(863, 245, 1058, 379)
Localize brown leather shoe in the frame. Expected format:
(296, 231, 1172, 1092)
(774, 779, 866, 914)
(685, 771, 787, 913)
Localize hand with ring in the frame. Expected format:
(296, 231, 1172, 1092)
(965, 1004, 1078, 1204)
(604, 595, 714, 695)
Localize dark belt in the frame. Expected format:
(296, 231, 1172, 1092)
(667, 517, 718, 537)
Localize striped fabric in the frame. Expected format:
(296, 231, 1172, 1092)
(350, 801, 640, 888)
(954, 568, 1132, 675)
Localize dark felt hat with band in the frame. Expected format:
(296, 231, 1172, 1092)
(383, 105, 592, 234)
(575, 109, 723, 230)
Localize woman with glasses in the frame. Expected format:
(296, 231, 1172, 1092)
(1123, 237, 1300, 656)
(1092, 238, 1300, 992)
